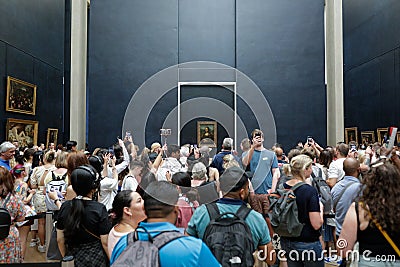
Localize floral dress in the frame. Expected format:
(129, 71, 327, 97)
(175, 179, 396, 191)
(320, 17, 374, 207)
(0, 192, 25, 263)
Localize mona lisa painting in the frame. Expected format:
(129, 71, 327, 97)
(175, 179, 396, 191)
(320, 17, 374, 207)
(197, 121, 217, 147)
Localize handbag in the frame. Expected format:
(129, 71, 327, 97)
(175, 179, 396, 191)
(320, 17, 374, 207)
(47, 221, 62, 260)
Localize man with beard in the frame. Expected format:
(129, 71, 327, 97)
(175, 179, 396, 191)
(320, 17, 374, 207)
(186, 166, 275, 266)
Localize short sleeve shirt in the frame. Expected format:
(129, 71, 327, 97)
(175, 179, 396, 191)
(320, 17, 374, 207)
(243, 149, 278, 194)
(56, 200, 112, 246)
(111, 222, 221, 266)
(186, 198, 271, 249)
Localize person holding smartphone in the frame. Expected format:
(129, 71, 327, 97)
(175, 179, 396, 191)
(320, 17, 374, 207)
(242, 129, 280, 227)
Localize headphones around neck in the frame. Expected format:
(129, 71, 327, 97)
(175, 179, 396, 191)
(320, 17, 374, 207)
(76, 165, 100, 190)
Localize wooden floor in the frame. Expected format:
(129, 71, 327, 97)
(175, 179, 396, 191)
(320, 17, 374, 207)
(23, 231, 47, 263)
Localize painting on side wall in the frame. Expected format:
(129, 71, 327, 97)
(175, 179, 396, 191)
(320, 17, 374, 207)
(345, 127, 358, 144)
(46, 128, 58, 149)
(6, 76, 37, 115)
(6, 118, 39, 146)
(377, 128, 388, 144)
(361, 131, 375, 145)
(197, 121, 217, 147)
(397, 132, 400, 145)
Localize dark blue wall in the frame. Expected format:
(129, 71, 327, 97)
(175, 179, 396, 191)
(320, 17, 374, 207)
(343, 0, 400, 136)
(0, 0, 66, 146)
(88, 0, 325, 151)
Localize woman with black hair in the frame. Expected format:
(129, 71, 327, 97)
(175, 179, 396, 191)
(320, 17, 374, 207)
(107, 190, 146, 256)
(56, 165, 112, 266)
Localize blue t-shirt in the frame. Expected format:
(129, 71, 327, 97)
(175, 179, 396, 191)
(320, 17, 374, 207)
(211, 151, 241, 175)
(0, 158, 11, 171)
(186, 198, 271, 249)
(243, 149, 278, 194)
(111, 222, 221, 267)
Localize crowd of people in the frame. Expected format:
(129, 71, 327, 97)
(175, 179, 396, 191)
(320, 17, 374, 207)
(0, 129, 399, 266)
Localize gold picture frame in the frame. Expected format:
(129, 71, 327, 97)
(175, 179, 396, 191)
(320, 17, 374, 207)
(6, 76, 37, 115)
(46, 128, 58, 148)
(6, 118, 39, 146)
(361, 131, 375, 145)
(345, 127, 358, 144)
(377, 128, 388, 144)
(397, 132, 400, 145)
(197, 121, 217, 147)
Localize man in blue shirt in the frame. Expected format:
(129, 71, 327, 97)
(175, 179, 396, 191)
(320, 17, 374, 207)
(331, 158, 362, 237)
(111, 181, 221, 267)
(242, 129, 280, 194)
(186, 166, 276, 266)
(0, 141, 16, 171)
(210, 137, 240, 175)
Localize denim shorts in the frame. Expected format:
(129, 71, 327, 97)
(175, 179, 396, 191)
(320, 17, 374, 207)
(280, 238, 324, 267)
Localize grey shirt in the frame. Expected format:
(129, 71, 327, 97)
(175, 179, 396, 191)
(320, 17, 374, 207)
(331, 176, 362, 236)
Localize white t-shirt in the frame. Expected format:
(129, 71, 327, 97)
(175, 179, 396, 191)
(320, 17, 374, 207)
(327, 157, 346, 182)
(99, 177, 119, 211)
(121, 175, 138, 192)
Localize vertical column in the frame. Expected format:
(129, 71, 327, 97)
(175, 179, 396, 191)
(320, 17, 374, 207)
(325, 0, 344, 146)
(69, 0, 88, 149)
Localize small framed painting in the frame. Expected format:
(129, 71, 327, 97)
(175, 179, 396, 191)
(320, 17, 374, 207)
(360, 131, 375, 145)
(197, 121, 217, 147)
(345, 127, 358, 144)
(46, 128, 58, 149)
(6, 76, 37, 115)
(6, 118, 39, 146)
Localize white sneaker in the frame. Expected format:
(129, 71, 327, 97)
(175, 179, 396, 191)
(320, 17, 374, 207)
(29, 238, 38, 247)
(38, 245, 46, 253)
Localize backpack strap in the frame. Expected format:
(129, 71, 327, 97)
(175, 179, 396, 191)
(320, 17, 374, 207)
(153, 231, 184, 250)
(52, 171, 57, 181)
(291, 181, 306, 191)
(205, 202, 220, 221)
(235, 204, 251, 221)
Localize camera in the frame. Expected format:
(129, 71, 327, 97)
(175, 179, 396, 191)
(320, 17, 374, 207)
(108, 147, 114, 156)
(125, 131, 131, 138)
(160, 129, 172, 136)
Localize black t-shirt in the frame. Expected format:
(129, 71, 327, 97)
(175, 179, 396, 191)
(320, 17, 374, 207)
(56, 199, 112, 246)
(283, 183, 321, 242)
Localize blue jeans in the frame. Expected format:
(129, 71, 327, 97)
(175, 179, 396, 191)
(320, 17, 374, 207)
(280, 238, 324, 267)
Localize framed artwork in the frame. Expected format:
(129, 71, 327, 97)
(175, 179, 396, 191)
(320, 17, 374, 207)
(6, 118, 39, 146)
(197, 121, 217, 147)
(345, 127, 358, 144)
(46, 128, 58, 148)
(361, 131, 375, 145)
(377, 128, 388, 144)
(6, 76, 37, 115)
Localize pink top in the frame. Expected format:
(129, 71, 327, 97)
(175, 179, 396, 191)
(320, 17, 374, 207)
(107, 226, 131, 257)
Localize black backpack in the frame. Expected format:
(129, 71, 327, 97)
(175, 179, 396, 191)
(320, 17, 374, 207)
(311, 168, 334, 215)
(0, 193, 12, 240)
(112, 226, 184, 267)
(203, 203, 254, 267)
